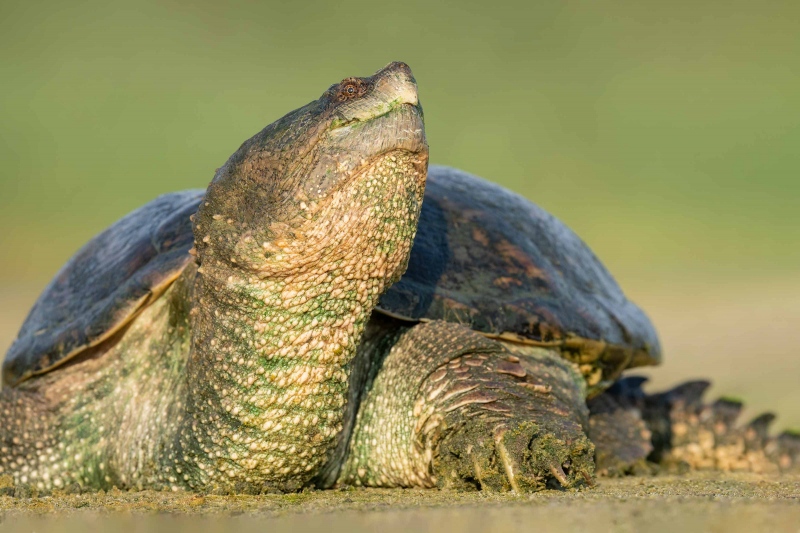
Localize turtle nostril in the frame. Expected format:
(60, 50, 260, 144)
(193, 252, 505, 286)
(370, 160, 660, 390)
(390, 61, 410, 72)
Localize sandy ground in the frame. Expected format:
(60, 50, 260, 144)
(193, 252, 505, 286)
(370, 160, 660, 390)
(0, 473, 798, 532)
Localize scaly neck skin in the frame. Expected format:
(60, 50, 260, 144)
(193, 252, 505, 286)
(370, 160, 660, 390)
(168, 153, 425, 492)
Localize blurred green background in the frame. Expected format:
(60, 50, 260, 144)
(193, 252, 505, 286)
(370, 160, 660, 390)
(1, 0, 798, 427)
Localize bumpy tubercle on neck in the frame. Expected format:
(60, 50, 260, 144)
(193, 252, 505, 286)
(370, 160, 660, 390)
(171, 154, 425, 491)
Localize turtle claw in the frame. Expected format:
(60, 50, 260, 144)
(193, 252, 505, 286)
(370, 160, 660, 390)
(527, 428, 595, 490)
(436, 418, 595, 493)
(549, 464, 569, 487)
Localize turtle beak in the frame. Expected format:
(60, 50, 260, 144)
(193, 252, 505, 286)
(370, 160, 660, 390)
(332, 61, 424, 130)
(371, 61, 419, 108)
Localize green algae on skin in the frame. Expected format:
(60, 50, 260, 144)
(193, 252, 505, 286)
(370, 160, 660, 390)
(176, 155, 426, 492)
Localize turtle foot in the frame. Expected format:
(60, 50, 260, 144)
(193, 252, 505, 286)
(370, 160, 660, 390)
(587, 379, 654, 477)
(428, 347, 595, 492)
(338, 321, 595, 491)
(436, 416, 594, 492)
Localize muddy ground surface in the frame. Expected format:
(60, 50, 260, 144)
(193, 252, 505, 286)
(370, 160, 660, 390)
(0, 472, 798, 532)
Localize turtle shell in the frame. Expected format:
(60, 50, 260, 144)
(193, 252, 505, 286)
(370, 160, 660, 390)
(3, 166, 660, 388)
(2, 190, 204, 386)
(377, 165, 661, 383)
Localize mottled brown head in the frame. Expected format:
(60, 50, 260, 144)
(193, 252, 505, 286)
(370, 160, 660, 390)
(193, 62, 428, 278)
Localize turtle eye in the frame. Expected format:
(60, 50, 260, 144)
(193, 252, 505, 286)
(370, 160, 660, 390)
(336, 79, 369, 102)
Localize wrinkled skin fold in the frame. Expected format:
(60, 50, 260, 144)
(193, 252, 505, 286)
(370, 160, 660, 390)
(338, 317, 595, 491)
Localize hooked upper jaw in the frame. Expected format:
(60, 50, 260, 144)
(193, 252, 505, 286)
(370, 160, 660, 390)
(329, 61, 423, 130)
(301, 62, 427, 202)
(193, 61, 427, 259)
(373, 61, 419, 107)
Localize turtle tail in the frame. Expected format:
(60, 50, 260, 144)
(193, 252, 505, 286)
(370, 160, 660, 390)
(588, 377, 800, 475)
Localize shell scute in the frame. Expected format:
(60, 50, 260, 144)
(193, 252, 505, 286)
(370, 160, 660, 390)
(2, 190, 204, 385)
(377, 165, 661, 378)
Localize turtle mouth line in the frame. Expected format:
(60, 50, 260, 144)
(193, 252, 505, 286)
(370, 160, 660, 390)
(330, 102, 423, 132)
(320, 102, 427, 195)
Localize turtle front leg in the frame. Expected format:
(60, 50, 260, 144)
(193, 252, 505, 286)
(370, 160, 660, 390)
(338, 320, 594, 492)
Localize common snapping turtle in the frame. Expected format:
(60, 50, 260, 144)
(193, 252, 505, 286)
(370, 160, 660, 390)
(1, 62, 795, 495)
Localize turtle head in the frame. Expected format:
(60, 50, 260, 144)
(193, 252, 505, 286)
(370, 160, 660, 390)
(194, 62, 428, 281)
